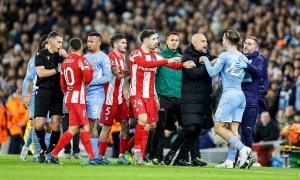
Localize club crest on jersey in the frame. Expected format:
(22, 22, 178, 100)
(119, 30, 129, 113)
(130, 50, 139, 59)
(135, 107, 139, 112)
(105, 115, 109, 120)
(84, 59, 90, 65)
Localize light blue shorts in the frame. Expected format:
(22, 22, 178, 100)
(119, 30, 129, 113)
(86, 96, 105, 119)
(214, 91, 246, 123)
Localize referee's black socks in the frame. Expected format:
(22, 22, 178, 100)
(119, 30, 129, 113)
(48, 130, 61, 152)
(35, 128, 47, 151)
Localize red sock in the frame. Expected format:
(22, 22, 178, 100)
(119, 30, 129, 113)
(135, 124, 145, 153)
(80, 132, 95, 159)
(99, 142, 109, 157)
(141, 129, 149, 158)
(127, 136, 135, 150)
(120, 138, 128, 154)
(51, 131, 73, 157)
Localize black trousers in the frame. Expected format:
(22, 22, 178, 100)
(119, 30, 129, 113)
(170, 124, 202, 160)
(150, 95, 181, 160)
(61, 113, 80, 154)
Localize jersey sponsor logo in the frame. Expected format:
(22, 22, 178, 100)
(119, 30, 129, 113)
(137, 66, 156, 71)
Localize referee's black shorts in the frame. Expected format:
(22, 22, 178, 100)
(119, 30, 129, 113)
(34, 88, 64, 118)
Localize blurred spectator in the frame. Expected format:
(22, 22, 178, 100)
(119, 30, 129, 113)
(254, 111, 279, 143)
(270, 75, 295, 119)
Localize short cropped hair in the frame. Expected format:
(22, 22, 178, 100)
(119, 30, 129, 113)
(140, 29, 157, 42)
(48, 31, 62, 40)
(69, 37, 82, 51)
(224, 30, 240, 45)
(110, 34, 126, 48)
(88, 32, 102, 41)
(167, 31, 179, 38)
(246, 36, 259, 47)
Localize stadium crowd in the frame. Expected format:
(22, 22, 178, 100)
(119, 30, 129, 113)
(0, 0, 300, 166)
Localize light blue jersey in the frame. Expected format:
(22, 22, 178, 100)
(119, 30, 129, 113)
(204, 50, 247, 122)
(84, 51, 112, 119)
(22, 57, 37, 120)
(22, 57, 37, 97)
(204, 50, 247, 91)
(22, 57, 50, 122)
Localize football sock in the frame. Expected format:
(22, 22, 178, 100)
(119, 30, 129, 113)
(227, 147, 237, 161)
(51, 131, 73, 157)
(119, 138, 128, 155)
(35, 128, 47, 151)
(127, 136, 135, 150)
(81, 132, 95, 159)
(229, 136, 245, 151)
(25, 128, 33, 148)
(99, 141, 108, 157)
(91, 138, 99, 156)
(48, 130, 60, 152)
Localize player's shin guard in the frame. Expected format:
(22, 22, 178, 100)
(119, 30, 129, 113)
(81, 132, 96, 159)
(120, 138, 128, 155)
(99, 142, 108, 157)
(51, 131, 73, 157)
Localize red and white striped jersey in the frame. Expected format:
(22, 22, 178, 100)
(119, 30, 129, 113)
(60, 54, 93, 105)
(129, 48, 166, 98)
(104, 51, 127, 105)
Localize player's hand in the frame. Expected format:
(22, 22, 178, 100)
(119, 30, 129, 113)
(167, 57, 181, 64)
(88, 62, 94, 70)
(211, 58, 218, 65)
(59, 49, 68, 58)
(21, 96, 29, 109)
(235, 60, 247, 69)
(183, 60, 196, 69)
(155, 98, 160, 110)
(121, 71, 130, 77)
(199, 56, 207, 64)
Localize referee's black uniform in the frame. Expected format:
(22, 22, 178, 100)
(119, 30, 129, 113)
(34, 48, 64, 155)
(35, 48, 64, 118)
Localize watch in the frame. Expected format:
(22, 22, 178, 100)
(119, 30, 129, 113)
(55, 67, 59, 73)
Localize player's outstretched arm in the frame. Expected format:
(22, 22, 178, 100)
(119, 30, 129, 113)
(235, 55, 263, 78)
(202, 56, 224, 77)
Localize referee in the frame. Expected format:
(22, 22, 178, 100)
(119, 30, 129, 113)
(34, 31, 67, 163)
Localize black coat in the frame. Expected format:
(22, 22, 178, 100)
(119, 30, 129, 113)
(181, 44, 216, 128)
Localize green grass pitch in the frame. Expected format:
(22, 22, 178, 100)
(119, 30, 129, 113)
(0, 155, 299, 180)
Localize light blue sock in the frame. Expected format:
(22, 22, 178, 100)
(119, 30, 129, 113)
(91, 138, 99, 156)
(229, 136, 245, 151)
(25, 129, 33, 148)
(45, 132, 51, 148)
(32, 130, 40, 155)
(227, 147, 237, 161)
